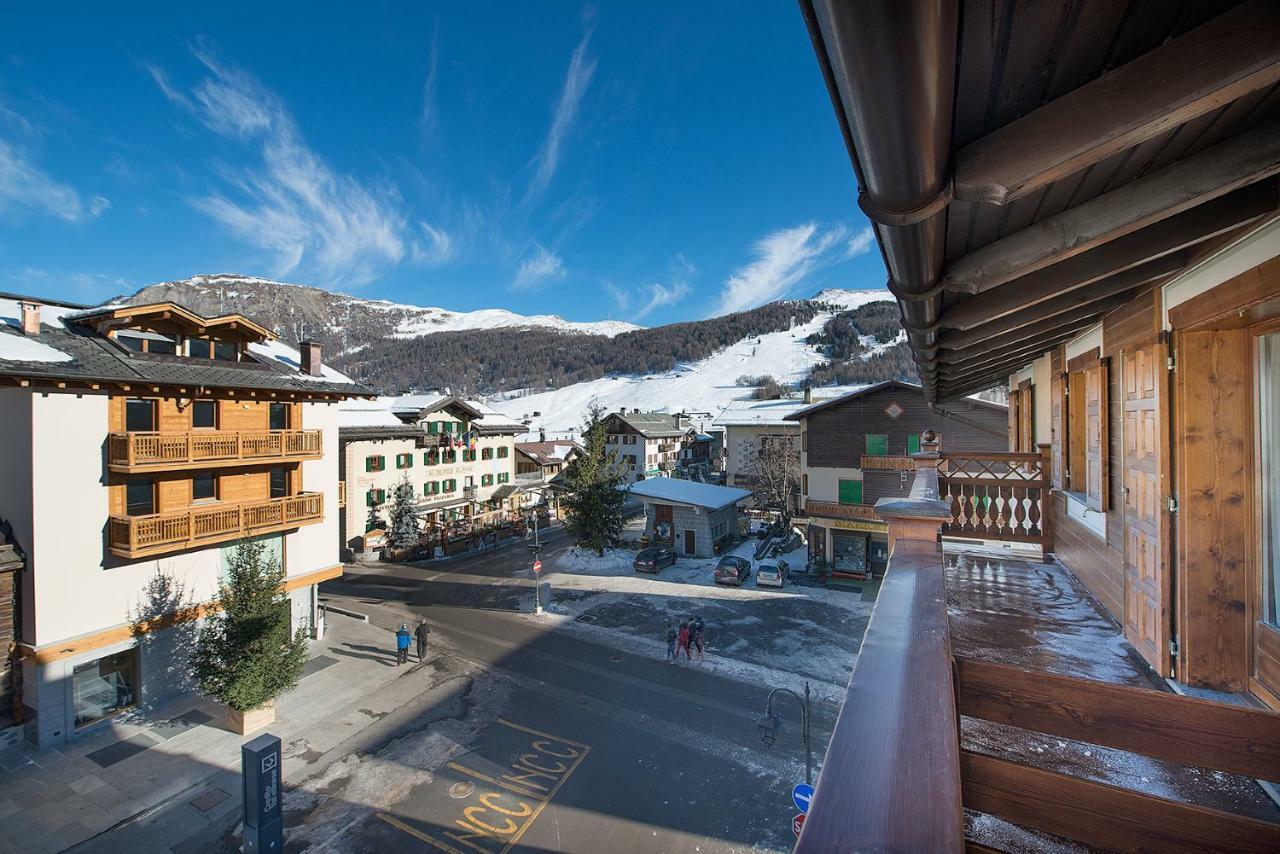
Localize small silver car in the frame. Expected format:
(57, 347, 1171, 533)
(756, 560, 787, 588)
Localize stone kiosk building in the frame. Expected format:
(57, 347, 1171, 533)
(627, 479, 752, 558)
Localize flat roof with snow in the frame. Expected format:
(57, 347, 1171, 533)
(624, 478, 752, 511)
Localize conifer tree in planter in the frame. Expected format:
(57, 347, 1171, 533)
(387, 473, 422, 556)
(192, 539, 308, 734)
(561, 404, 627, 555)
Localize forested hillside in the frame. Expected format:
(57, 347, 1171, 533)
(804, 302, 917, 387)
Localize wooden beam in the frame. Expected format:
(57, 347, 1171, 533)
(943, 183, 1277, 331)
(940, 326, 1097, 378)
(940, 294, 1131, 360)
(937, 332, 1086, 392)
(956, 657, 1280, 780)
(948, 119, 1280, 291)
(940, 253, 1186, 345)
(954, 1, 1280, 204)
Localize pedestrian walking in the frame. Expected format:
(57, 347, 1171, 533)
(415, 619, 430, 662)
(665, 622, 677, 663)
(691, 615, 705, 660)
(677, 620, 692, 661)
(395, 623, 411, 665)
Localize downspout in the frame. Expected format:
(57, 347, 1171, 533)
(801, 0, 958, 403)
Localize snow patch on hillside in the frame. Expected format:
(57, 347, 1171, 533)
(810, 288, 894, 311)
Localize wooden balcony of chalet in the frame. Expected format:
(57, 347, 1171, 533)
(802, 498, 880, 522)
(796, 433, 1280, 852)
(108, 492, 323, 558)
(107, 429, 323, 473)
(859, 454, 916, 471)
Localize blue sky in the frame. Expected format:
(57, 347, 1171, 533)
(0, 2, 884, 325)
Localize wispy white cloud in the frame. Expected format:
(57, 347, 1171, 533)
(635, 281, 690, 320)
(846, 225, 875, 258)
(419, 23, 441, 142)
(0, 138, 83, 221)
(513, 243, 565, 290)
(604, 281, 630, 313)
(148, 43, 413, 286)
(89, 195, 111, 218)
(713, 223, 847, 316)
(412, 221, 454, 265)
(525, 29, 596, 204)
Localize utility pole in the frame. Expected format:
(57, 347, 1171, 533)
(528, 506, 544, 615)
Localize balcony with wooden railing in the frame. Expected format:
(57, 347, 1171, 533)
(802, 498, 881, 522)
(859, 454, 916, 471)
(108, 492, 324, 558)
(107, 429, 323, 473)
(795, 431, 1280, 852)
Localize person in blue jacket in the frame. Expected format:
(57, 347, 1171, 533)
(395, 624, 411, 665)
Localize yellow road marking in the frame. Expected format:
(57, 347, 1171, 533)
(499, 736, 590, 852)
(447, 762, 544, 799)
(375, 812, 463, 853)
(495, 717, 590, 749)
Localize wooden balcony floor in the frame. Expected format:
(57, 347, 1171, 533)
(942, 546, 1280, 849)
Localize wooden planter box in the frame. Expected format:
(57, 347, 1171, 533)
(227, 700, 276, 735)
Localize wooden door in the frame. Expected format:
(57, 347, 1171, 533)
(684, 529, 695, 555)
(1121, 341, 1170, 677)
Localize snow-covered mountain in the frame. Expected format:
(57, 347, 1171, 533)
(122, 273, 640, 357)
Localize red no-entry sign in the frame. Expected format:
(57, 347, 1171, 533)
(792, 813, 806, 836)
(533, 560, 542, 574)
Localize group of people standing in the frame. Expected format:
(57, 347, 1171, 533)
(665, 616, 705, 664)
(395, 620, 430, 665)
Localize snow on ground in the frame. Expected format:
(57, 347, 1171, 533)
(363, 299, 641, 339)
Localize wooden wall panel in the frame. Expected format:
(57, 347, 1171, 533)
(1175, 328, 1252, 691)
(1256, 622, 1280, 708)
(220, 470, 271, 503)
(1051, 493, 1124, 624)
(1103, 288, 1159, 549)
(219, 400, 271, 431)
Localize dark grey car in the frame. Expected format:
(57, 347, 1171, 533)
(713, 555, 752, 586)
(634, 546, 676, 573)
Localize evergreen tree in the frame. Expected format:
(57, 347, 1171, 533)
(561, 404, 627, 555)
(387, 473, 421, 550)
(191, 539, 308, 712)
(366, 500, 384, 533)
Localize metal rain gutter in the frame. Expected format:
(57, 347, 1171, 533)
(801, 0, 958, 403)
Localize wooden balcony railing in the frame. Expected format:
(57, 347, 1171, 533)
(860, 454, 916, 471)
(108, 430, 323, 472)
(108, 492, 324, 558)
(802, 499, 881, 521)
(797, 431, 1280, 852)
(937, 446, 1052, 552)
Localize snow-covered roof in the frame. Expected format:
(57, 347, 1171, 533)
(247, 339, 356, 384)
(389, 392, 452, 414)
(464, 399, 525, 433)
(624, 478, 752, 511)
(713, 397, 811, 427)
(337, 396, 405, 428)
(516, 440, 583, 466)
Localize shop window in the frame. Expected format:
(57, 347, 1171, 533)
(838, 479, 862, 506)
(865, 434, 888, 457)
(125, 398, 156, 432)
(366, 455, 385, 472)
(193, 471, 217, 502)
(192, 400, 217, 429)
(126, 478, 155, 516)
(73, 648, 138, 728)
(269, 402, 290, 431)
(269, 467, 289, 499)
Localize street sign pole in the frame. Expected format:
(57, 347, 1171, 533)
(242, 733, 283, 854)
(529, 509, 544, 615)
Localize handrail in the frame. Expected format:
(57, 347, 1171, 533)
(797, 430, 963, 852)
(108, 429, 323, 468)
(108, 492, 324, 556)
(937, 443, 1054, 553)
(802, 499, 881, 521)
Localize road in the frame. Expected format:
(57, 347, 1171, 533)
(303, 530, 839, 853)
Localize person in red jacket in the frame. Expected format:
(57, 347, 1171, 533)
(677, 620, 692, 662)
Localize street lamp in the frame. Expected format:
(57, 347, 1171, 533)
(757, 682, 812, 785)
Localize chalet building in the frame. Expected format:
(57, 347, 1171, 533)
(796, 2, 1280, 850)
(602, 410, 689, 482)
(514, 439, 582, 517)
(715, 397, 805, 489)
(336, 394, 523, 557)
(0, 295, 363, 748)
(787, 381, 1006, 578)
(627, 479, 752, 558)
(676, 430, 716, 480)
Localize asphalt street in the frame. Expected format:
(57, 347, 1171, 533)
(309, 531, 839, 852)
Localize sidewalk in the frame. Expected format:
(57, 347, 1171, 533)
(0, 612, 451, 854)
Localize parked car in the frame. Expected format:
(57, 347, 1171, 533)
(713, 555, 752, 586)
(633, 546, 676, 573)
(756, 560, 788, 588)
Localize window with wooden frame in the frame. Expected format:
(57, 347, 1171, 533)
(191, 400, 217, 430)
(125, 398, 156, 432)
(117, 329, 179, 355)
(126, 478, 155, 516)
(1064, 353, 1108, 510)
(396, 452, 413, 469)
(366, 488, 385, 506)
(497, 446, 509, 458)
(365, 455, 385, 472)
(1013, 379, 1034, 452)
(1050, 367, 1068, 489)
(190, 337, 240, 361)
(424, 481, 439, 496)
(482, 447, 493, 460)
(268, 402, 290, 430)
(838, 479, 862, 505)
(443, 449, 457, 463)
(269, 466, 289, 499)
(424, 450, 439, 466)
(442, 479, 456, 493)
(865, 434, 888, 457)
(481, 474, 494, 486)
(497, 472, 509, 484)
(192, 471, 218, 502)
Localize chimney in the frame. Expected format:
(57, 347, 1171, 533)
(539, 428, 547, 443)
(20, 302, 40, 336)
(299, 340, 322, 376)
(803, 386, 813, 404)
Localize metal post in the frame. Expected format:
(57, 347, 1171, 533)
(531, 509, 543, 615)
(804, 681, 812, 787)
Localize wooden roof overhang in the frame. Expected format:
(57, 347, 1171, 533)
(802, 0, 1280, 403)
(0, 373, 373, 401)
(72, 302, 277, 342)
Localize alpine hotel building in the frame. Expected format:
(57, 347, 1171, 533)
(0, 295, 367, 747)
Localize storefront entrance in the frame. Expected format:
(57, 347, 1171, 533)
(832, 531, 868, 574)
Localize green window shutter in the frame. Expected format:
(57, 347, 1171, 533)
(428, 421, 438, 434)
(865, 434, 888, 457)
(838, 479, 863, 505)
(365, 456, 374, 472)
(907, 433, 920, 455)
(366, 489, 375, 506)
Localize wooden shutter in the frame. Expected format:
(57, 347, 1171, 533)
(865, 434, 888, 456)
(907, 433, 920, 455)
(838, 479, 862, 505)
(1084, 361, 1109, 511)
(1007, 390, 1020, 451)
(1050, 370, 1067, 489)
(1018, 379, 1034, 453)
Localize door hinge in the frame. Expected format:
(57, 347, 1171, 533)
(1167, 350, 1176, 372)
(1169, 638, 1179, 657)
(1167, 495, 1178, 513)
